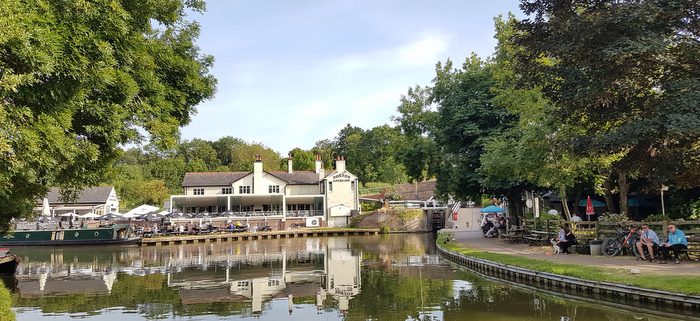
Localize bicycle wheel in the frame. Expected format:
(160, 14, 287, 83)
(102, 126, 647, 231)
(602, 238, 622, 256)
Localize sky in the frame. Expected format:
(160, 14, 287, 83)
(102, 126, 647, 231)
(181, 0, 522, 154)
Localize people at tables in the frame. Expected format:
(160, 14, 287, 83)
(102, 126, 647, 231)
(556, 226, 577, 254)
(635, 224, 659, 262)
(659, 224, 688, 264)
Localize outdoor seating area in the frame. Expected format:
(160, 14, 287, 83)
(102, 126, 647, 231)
(480, 214, 700, 263)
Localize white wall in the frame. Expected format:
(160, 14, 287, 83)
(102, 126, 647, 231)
(286, 185, 320, 195)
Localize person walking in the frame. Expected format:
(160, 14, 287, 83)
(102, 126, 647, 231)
(659, 224, 687, 264)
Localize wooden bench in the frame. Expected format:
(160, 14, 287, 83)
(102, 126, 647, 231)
(680, 235, 700, 260)
(524, 230, 552, 246)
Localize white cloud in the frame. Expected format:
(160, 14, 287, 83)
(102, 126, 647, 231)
(397, 34, 449, 66)
(328, 33, 450, 72)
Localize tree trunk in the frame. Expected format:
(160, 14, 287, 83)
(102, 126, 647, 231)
(560, 185, 572, 221)
(602, 172, 617, 214)
(618, 171, 629, 217)
(572, 184, 583, 215)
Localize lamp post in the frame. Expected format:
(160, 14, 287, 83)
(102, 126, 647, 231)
(660, 185, 669, 216)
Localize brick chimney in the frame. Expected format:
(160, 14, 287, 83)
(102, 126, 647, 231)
(315, 154, 325, 180)
(335, 156, 346, 172)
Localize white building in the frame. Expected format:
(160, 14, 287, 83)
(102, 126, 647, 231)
(169, 155, 360, 227)
(34, 186, 119, 216)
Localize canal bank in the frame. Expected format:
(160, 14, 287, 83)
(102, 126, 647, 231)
(436, 231, 700, 316)
(140, 228, 380, 246)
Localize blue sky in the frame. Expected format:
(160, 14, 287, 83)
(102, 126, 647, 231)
(181, 1, 522, 154)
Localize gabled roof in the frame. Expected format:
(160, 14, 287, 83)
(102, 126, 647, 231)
(183, 171, 322, 187)
(267, 171, 320, 185)
(182, 172, 249, 187)
(45, 186, 114, 205)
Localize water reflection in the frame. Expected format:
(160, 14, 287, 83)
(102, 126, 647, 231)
(4, 234, 691, 321)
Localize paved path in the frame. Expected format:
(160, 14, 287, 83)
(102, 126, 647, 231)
(451, 231, 699, 276)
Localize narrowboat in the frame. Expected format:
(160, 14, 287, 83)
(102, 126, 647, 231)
(0, 248, 19, 274)
(0, 224, 140, 246)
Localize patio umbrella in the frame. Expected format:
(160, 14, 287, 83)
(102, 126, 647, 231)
(194, 212, 210, 218)
(99, 213, 120, 221)
(167, 212, 187, 219)
(480, 205, 504, 213)
(80, 212, 100, 219)
(584, 196, 595, 218)
(578, 199, 605, 207)
(141, 213, 161, 221)
(59, 213, 79, 218)
(41, 198, 51, 216)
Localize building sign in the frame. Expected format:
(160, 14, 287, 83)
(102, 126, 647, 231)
(332, 173, 352, 183)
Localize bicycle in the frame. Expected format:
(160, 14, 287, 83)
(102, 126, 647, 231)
(601, 227, 640, 257)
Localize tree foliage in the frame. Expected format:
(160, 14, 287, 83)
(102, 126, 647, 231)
(0, 0, 216, 227)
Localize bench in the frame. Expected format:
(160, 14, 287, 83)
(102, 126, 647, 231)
(523, 230, 552, 246)
(680, 235, 700, 260)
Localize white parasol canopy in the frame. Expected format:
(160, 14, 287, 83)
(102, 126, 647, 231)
(59, 213, 79, 217)
(41, 198, 51, 216)
(80, 212, 100, 219)
(124, 204, 159, 217)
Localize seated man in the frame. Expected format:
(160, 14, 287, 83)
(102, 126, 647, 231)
(659, 224, 688, 264)
(635, 224, 659, 262)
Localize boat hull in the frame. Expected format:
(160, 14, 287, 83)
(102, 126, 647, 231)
(0, 225, 140, 247)
(0, 237, 141, 247)
(0, 255, 18, 274)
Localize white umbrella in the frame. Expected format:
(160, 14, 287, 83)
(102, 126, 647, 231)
(80, 212, 100, 219)
(59, 213, 79, 217)
(41, 198, 51, 216)
(124, 204, 160, 217)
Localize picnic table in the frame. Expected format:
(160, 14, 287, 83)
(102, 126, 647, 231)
(523, 230, 552, 246)
(501, 228, 527, 244)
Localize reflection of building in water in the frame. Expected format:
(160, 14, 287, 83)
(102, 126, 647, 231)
(12, 238, 365, 316)
(318, 246, 362, 312)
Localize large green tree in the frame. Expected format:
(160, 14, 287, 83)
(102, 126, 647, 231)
(514, 0, 700, 215)
(432, 56, 516, 200)
(0, 0, 216, 228)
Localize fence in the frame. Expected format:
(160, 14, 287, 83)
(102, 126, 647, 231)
(522, 219, 700, 239)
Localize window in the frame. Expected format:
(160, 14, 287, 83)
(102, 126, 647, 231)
(320, 183, 325, 194)
(351, 181, 355, 191)
(328, 182, 333, 192)
(193, 188, 204, 195)
(222, 187, 232, 194)
(238, 186, 251, 194)
(268, 185, 280, 193)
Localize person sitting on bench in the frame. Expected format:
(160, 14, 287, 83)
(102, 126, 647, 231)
(556, 226, 577, 254)
(635, 224, 659, 262)
(659, 224, 688, 264)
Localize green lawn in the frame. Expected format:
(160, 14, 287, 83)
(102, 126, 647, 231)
(0, 279, 15, 321)
(437, 233, 700, 295)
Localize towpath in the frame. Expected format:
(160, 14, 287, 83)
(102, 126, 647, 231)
(451, 231, 699, 276)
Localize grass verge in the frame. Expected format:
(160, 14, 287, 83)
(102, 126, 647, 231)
(0, 279, 15, 321)
(436, 233, 700, 295)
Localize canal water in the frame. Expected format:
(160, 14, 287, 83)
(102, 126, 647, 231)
(2, 234, 686, 321)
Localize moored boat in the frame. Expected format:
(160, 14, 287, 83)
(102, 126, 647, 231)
(0, 248, 19, 274)
(0, 224, 140, 246)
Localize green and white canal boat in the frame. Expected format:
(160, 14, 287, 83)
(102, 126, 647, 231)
(0, 224, 140, 246)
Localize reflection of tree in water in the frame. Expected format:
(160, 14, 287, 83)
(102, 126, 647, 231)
(345, 268, 453, 321)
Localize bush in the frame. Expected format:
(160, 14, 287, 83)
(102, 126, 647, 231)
(361, 202, 381, 212)
(379, 225, 390, 234)
(598, 213, 631, 224)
